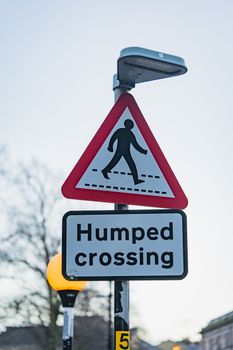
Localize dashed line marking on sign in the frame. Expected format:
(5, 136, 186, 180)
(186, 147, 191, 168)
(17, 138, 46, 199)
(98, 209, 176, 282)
(92, 168, 160, 179)
(84, 183, 167, 195)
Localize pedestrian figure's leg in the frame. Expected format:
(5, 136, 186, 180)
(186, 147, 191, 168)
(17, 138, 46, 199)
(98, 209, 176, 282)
(102, 153, 122, 179)
(124, 153, 144, 185)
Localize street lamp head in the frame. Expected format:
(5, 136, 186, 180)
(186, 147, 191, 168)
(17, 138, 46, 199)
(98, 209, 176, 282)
(116, 47, 187, 89)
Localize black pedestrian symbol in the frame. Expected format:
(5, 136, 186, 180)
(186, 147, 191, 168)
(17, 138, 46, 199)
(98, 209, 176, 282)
(102, 119, 147, 185)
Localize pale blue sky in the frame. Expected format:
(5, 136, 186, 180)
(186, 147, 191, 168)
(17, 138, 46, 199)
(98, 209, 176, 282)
(1, 0, 233, 344)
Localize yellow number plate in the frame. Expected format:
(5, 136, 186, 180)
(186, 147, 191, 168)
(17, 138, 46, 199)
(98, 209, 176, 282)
(116, 331, 130, 350)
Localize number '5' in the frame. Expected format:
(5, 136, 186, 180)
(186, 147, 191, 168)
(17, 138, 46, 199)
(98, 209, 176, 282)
(120, 333, 129, 349)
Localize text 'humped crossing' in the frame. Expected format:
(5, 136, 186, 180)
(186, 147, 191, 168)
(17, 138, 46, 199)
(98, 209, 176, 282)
(75, 222, 174, 269)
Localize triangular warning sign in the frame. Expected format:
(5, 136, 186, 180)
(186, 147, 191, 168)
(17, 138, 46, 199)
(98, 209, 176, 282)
(62, 93, 188, 209)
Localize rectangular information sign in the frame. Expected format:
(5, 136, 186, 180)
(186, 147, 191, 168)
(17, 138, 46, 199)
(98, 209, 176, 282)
(62, 209, 187, 281)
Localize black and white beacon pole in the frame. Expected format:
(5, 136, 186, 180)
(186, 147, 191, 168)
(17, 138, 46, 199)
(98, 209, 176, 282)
(58, 290, 78, 350)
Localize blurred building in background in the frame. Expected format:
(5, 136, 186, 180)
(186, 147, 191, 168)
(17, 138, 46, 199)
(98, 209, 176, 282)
(0, 316, 162, 350)
(2, 310, 233, 350)
(201, 310, 233, 350)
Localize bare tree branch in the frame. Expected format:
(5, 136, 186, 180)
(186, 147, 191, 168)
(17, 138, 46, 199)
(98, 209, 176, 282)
(0, 160, 109, 350)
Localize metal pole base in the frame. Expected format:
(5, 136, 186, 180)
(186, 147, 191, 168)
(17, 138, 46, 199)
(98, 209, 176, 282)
(63, 337, 72, 350)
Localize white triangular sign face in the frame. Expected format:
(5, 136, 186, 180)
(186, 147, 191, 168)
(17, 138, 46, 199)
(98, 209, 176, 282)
(62, 93, 188, 209)
(77, 107, 174, 198)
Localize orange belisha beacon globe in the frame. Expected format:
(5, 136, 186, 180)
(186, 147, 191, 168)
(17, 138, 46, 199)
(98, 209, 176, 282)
(46, 253, 87, 292)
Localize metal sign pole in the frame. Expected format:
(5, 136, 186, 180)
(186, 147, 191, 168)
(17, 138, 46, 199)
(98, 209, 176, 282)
(108, 281, 113, 350)
(114, 81, 130, 350)
(114, 207, 130, 350)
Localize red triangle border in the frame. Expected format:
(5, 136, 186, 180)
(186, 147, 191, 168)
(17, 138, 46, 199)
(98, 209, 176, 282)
(61, 93, 188, 209)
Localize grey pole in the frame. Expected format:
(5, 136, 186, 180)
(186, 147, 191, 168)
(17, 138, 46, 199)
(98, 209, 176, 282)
(113, 75, 131, 350)
(108, 281, 112, 350)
